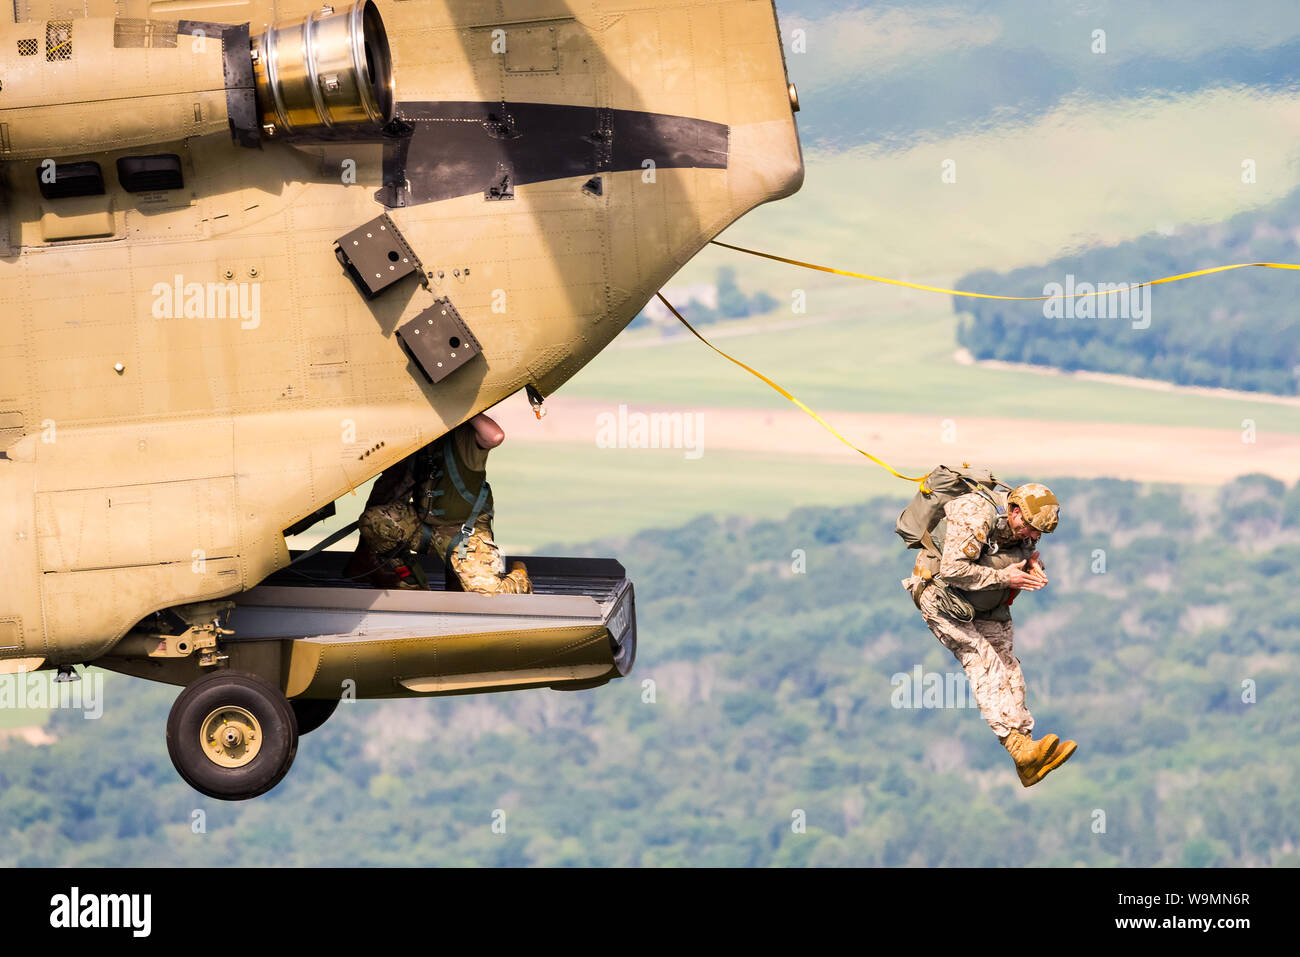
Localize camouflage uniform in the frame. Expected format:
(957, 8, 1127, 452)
(902, 492, 1040, 739)
(354, 424, 530, 595)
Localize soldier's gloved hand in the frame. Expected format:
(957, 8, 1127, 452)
(1003, 559, 1049, 591)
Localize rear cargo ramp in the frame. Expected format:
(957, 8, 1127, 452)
(232, 555, 636, 698)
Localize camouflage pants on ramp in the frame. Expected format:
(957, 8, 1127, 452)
(357, 504, 528, 595)
(918, 586, 1033, 739)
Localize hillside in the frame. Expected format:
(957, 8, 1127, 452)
(2, 475, 1298, 866)
(953, 188, 1300, 394)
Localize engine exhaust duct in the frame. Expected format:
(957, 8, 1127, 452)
(252, 1, 395, 137)
(0, 3, 395, 161)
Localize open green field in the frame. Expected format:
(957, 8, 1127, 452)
(565, 273, 1300, 433)
(310, 441, 917, 552)
(679, 86, 1300, 294)
(488, 442, 922, 549)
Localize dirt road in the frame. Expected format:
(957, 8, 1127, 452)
(489, 395, 1300, 485)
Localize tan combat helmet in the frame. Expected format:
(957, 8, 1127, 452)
(1008, 484, 1060, 533)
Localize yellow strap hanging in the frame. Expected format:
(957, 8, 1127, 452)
(708, 239, 1300, 299)
(655, 293, 928, 485)
(661, 242, 1300, 487)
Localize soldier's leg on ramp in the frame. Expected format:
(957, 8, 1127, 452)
(349, 502, 427, 589)
(430, 516, 532, 595)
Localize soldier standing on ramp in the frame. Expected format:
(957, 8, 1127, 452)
(898, 468, 1076, 787)
(346, 413, 532, 595)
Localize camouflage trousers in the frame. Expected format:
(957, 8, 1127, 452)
(357, 503, 524, 595)
(918, 585, 1033, 739)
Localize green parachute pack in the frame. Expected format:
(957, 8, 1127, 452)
(895, 464, 1019, 622)
(895, 464, 1007, 551)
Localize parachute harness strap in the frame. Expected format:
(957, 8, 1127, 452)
(441, 440, 490, 564)
(970, 482, 1005, 516)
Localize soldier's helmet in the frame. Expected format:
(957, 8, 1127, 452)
(1008, 483, 1060, 533)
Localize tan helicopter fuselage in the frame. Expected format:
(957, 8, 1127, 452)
(0, 0, 803, 683)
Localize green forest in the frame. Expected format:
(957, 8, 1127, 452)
(2, 474, 1298, 866)
(952, 188, 1300, 394)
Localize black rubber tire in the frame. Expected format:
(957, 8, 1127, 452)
(166, 671, 299, 801)
(290, 697, 339, 736)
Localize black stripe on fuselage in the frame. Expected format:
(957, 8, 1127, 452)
(368, 101, 729, 207)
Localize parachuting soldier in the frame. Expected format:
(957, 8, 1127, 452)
(899, 471, 1076, 786)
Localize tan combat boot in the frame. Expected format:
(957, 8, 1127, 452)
(498, 561, 533, 595)
(1028, 737, 1077, 785)
(1002, 731, 1061, 787)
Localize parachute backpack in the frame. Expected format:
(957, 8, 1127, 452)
(896, 464, 1015, 619)
(895, 464, 1011, 551)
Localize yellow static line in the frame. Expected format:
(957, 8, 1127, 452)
(665, 242, 1300, 486)
(709, 240, 1300, 300)
(654, 293, 928, 486)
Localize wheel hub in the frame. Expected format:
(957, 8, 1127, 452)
(200, 705, 263, 768)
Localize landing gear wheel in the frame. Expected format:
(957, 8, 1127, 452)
(291, 697, 339, 735)
(166, 671, 299, 800)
